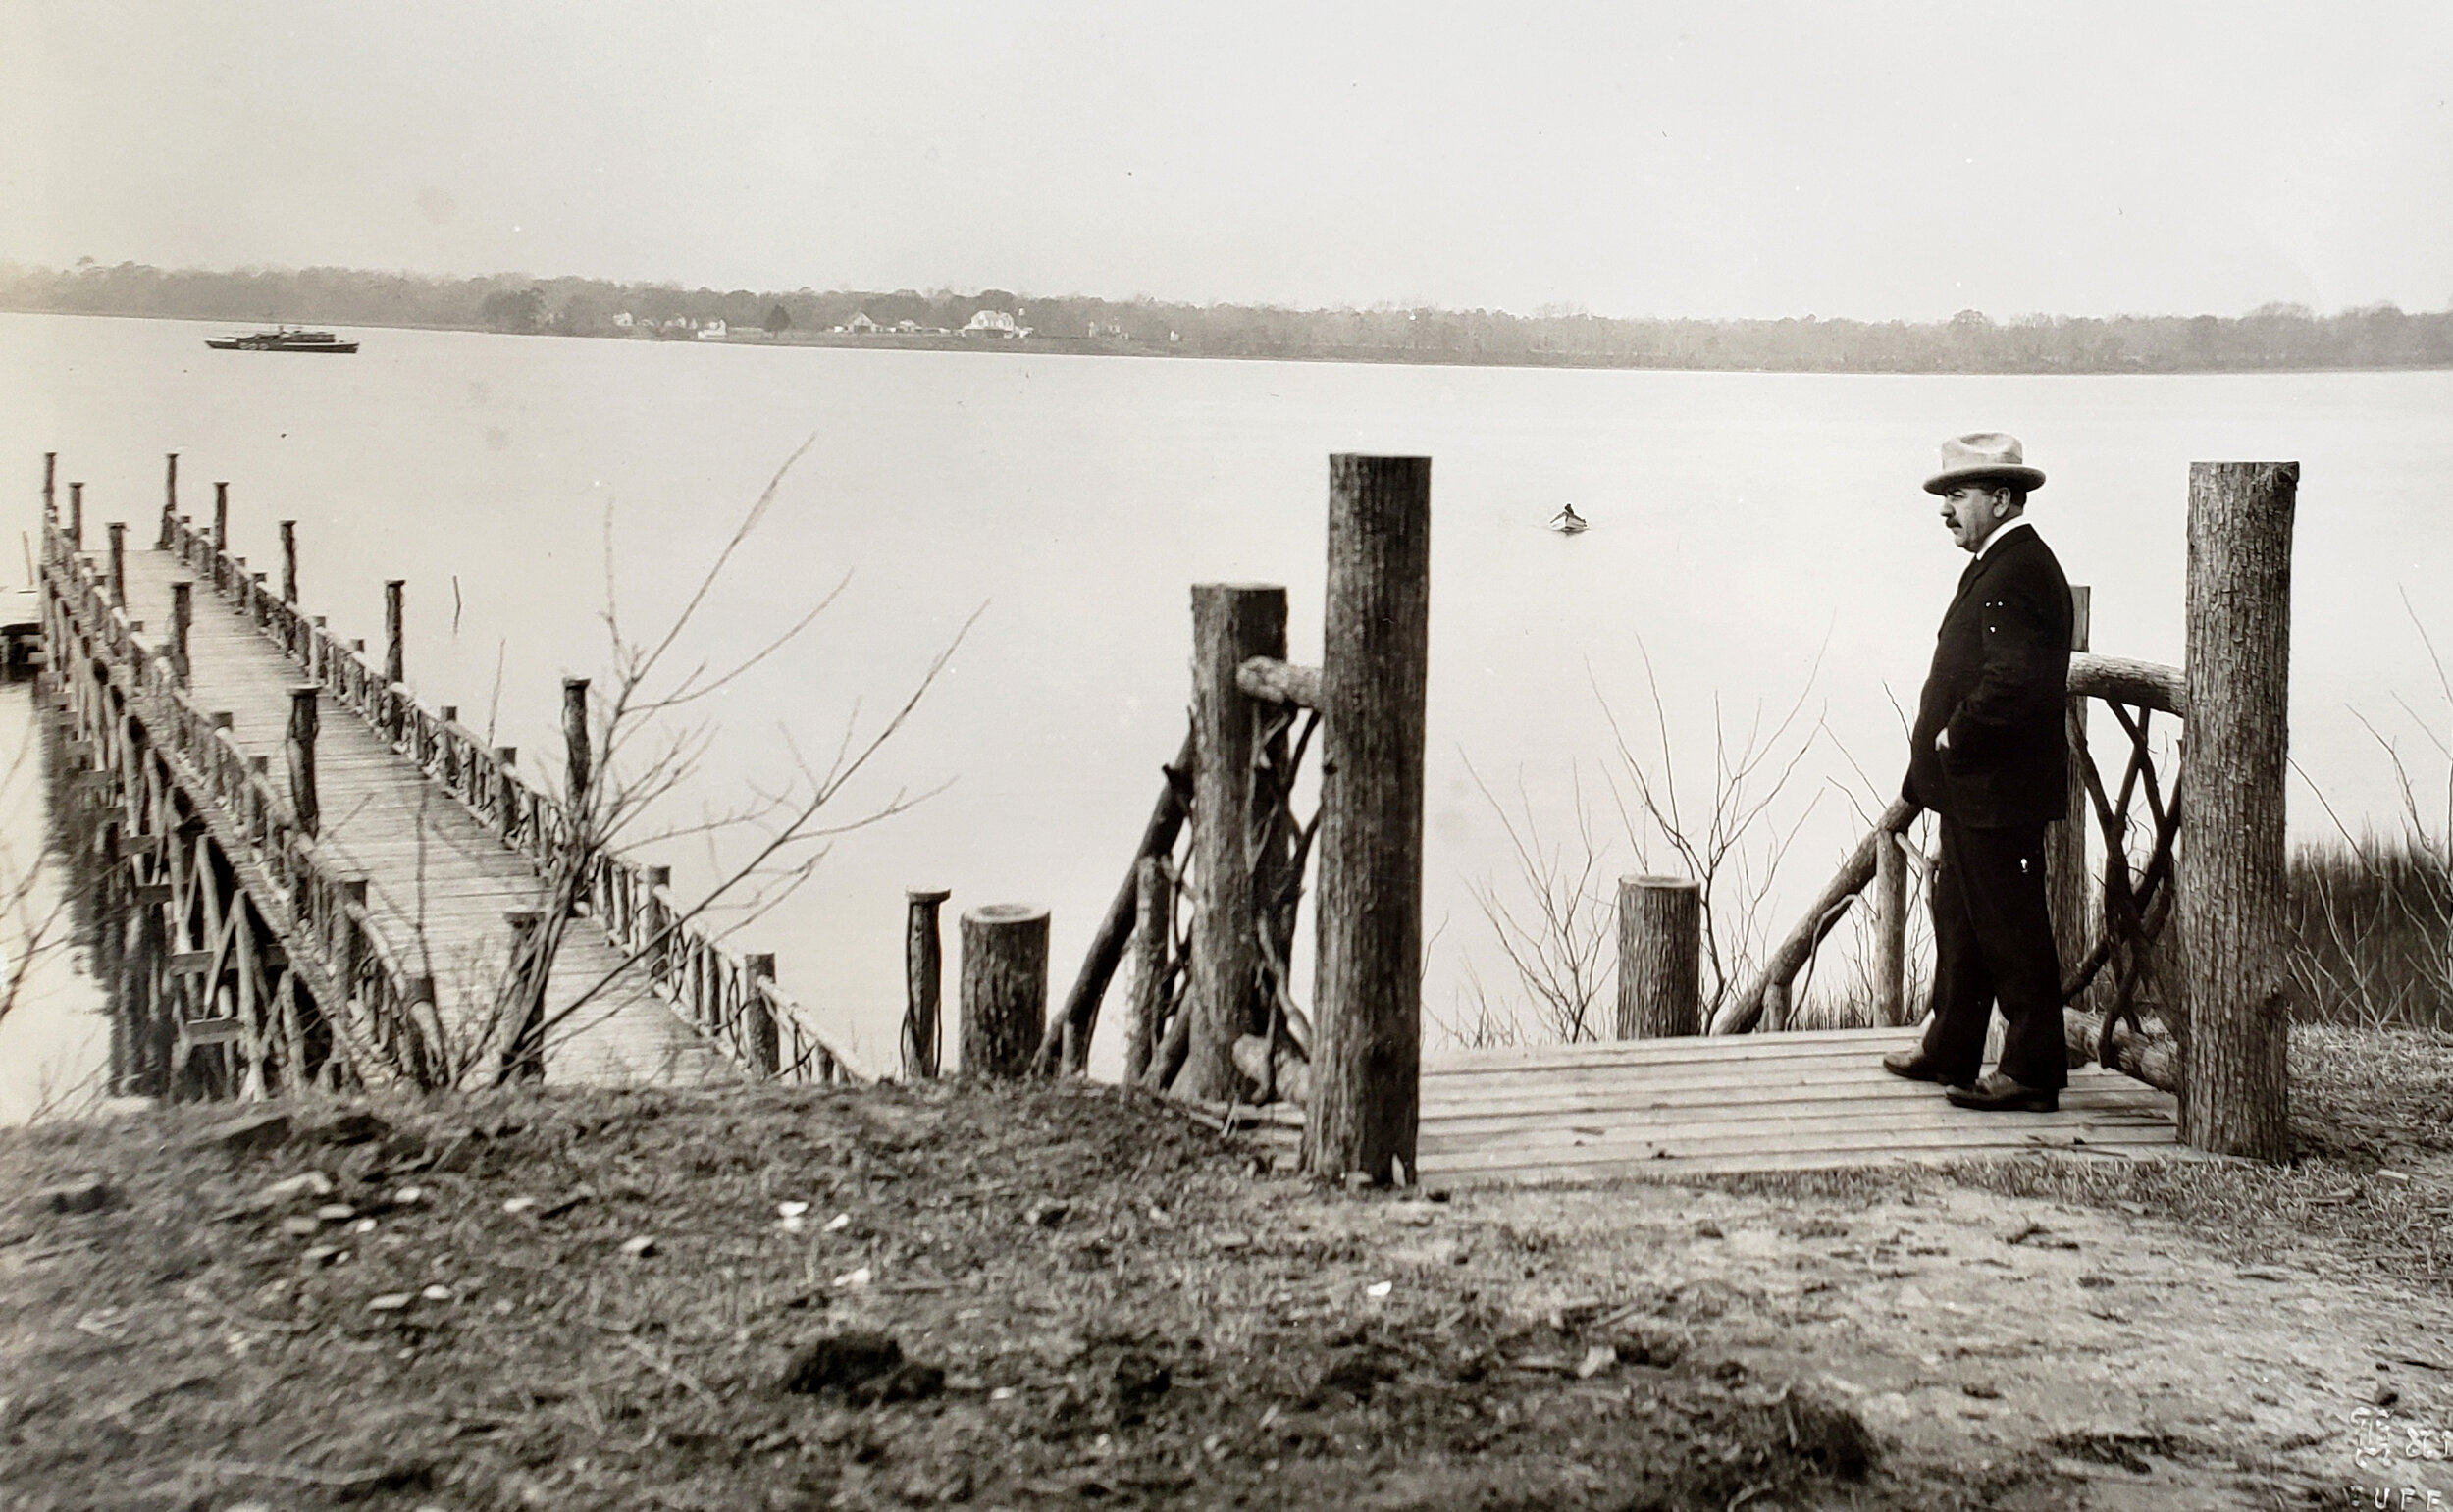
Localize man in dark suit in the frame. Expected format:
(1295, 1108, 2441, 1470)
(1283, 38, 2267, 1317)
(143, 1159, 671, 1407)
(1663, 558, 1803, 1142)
(1882, 434, 2075, 1112)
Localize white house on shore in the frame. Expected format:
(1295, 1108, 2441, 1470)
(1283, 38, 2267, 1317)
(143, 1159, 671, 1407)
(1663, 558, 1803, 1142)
(962, 309, 1030, 337)
(694, 319, 727, 340)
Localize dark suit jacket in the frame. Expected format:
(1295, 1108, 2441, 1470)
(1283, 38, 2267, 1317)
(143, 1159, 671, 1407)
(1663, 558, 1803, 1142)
(1902, 524, 2074, 828)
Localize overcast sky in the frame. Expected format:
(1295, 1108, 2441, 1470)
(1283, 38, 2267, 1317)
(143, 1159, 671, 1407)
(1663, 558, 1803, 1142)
(4, 3, 2448, 320)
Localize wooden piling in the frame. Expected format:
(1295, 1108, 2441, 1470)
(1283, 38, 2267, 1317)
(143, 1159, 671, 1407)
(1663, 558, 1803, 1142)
(645, 865, 672, 982)
(960, 904, 1048, 1077)
(169, 581, 192, 686)
(1614, 876, 1701, 1038)
(1123, 856, 1171, 1086)
(495, 748, 519, 841)
(902, 889, 951, 1078)
(1179, 584, 1287, 1100)
(743, 953, 779, 1078)
(41, 453, 55, 518)
(561, 677, 591, 808)
(68, 482, 82, 549)
(279, 521, 298, 603)
(500, 915, 544, 1082)
(1871, 830, 1908, 1025)
(2048, 585, 2094, 997)
(160, 453, 178, 549)
(287, 686, 320, 837)
(1306, 454, 1431, 1186)
(2177, 461, 2297, 1162)
(383, 580, 405, 687)
(107, 522, 126, 607)
(212, 482, 228, 574)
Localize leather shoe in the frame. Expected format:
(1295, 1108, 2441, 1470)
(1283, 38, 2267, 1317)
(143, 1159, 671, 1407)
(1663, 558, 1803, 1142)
(1880, 1048, 1961, 1084)
(1945, 1073, 2060, 1113)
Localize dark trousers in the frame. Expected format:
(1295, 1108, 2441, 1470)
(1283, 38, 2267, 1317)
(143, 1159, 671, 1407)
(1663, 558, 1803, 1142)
(1919, 816, 2067, 1090)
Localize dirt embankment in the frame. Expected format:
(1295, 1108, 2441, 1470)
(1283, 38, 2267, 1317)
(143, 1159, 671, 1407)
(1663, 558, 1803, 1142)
(4, 1031, 2450, 1511)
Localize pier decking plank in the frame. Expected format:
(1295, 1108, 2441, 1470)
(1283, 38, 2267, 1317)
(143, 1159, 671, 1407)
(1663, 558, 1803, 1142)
(1406, 1026, 2193, 1186)
(117, 547, 734, 1088)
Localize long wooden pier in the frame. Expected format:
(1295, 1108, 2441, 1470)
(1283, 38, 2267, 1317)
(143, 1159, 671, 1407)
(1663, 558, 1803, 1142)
(37, 457, 867, 1097)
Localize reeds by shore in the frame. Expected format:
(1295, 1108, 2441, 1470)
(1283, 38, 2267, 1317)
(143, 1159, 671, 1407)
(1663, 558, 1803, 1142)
(2287, 835, 2452, 1031)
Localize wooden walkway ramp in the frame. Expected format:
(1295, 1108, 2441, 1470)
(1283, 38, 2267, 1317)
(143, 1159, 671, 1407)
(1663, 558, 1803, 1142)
(1411, 1025, 2191, 1186)
(113, 545, 733, 1088)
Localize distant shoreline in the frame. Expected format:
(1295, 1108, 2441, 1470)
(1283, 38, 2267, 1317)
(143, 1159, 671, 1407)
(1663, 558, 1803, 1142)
(6, 260, 2452, 377)
(17, 307, 2450, 379)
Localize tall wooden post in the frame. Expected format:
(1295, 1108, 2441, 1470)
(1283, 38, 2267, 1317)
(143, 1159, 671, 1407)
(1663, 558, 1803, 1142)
(169, 581, 193, 686)
(287, 686, 320, 837)
(499, 915, 544, 1082)
(2048, 585, 2094, 1000)
(743, 952, 780, 1078)
(1306, 454, 1431, 1186)
(107, 522, 126, 607)
(383, 580, 405, 686)
(902, 889, 951, 1078)
(961, 904, 1048, 1077)
(1178, 583, 1287, 1099)
(2177, 461, 2297, 1162)
(495, 747, 519, 842)
(1123, 856, 1171, 1086)
(1872, 830, 1908, 1025)
(160, 453, 178, 549)
(41, 453, 55, 519)
(561, 677, 590, 809)
(279, 521, 297, 603)
(643, 864, 672, 981)
(212, 482, 229, 572)
(68, 483, 83, 550)
(1615, 876, 1701, 1038)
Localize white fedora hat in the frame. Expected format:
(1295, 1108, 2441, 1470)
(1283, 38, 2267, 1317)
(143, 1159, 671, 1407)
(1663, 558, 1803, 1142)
(1923, 433, 2046, 495)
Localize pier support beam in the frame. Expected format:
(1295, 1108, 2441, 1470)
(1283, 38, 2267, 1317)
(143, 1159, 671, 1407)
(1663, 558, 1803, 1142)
(280, 521, 298, 603)
(212, 483, 229, 585)
(961, 904, 1048, 1077)
(743, 952, 779, 1078)
(170, 582, 192, 686)
(42, 453, 55, 519)
(383, 581, 407, 740)
(561, 677, 590, 809)
(68, 483, 83, 550)
(1616, 875, 1701, 1039)
(2177, 462, 2297, 1162)
(287, 686, 320, 837)
(1123, 857, 1171, 1087)
(902, 889, 951, 1079)
(160, 453, 178, 549)
(1872, 829, 1908, 1025)
(107, 522, 126, 608)
(2049, 585, 2094, 999)
(1179, 584, 1286, 1101)
(1306, 454, 1431, 1186)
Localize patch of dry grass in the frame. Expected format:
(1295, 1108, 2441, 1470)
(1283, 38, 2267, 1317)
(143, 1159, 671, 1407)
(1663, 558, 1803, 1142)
(2, 1081, 1897, 1512)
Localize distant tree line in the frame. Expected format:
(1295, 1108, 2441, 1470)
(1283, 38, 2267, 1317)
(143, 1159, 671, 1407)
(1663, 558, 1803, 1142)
(5, 259, 2449, 372)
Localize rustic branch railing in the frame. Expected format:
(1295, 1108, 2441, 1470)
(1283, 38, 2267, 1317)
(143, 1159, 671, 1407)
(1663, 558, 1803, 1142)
(1705, 650, 2191, 1092)
(48, 497, 868, 1088)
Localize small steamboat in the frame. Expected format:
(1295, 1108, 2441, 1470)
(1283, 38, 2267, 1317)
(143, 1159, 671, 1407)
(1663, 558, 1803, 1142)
(206, 327, 360, 354)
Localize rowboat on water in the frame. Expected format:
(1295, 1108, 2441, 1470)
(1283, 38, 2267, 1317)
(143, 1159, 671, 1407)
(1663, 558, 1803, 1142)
(1548, 505, 1590, 535)
(206, 327, 360, 354)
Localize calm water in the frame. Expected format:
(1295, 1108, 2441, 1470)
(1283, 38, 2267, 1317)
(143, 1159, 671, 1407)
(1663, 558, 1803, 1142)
(3, 310, 2448, 1104)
